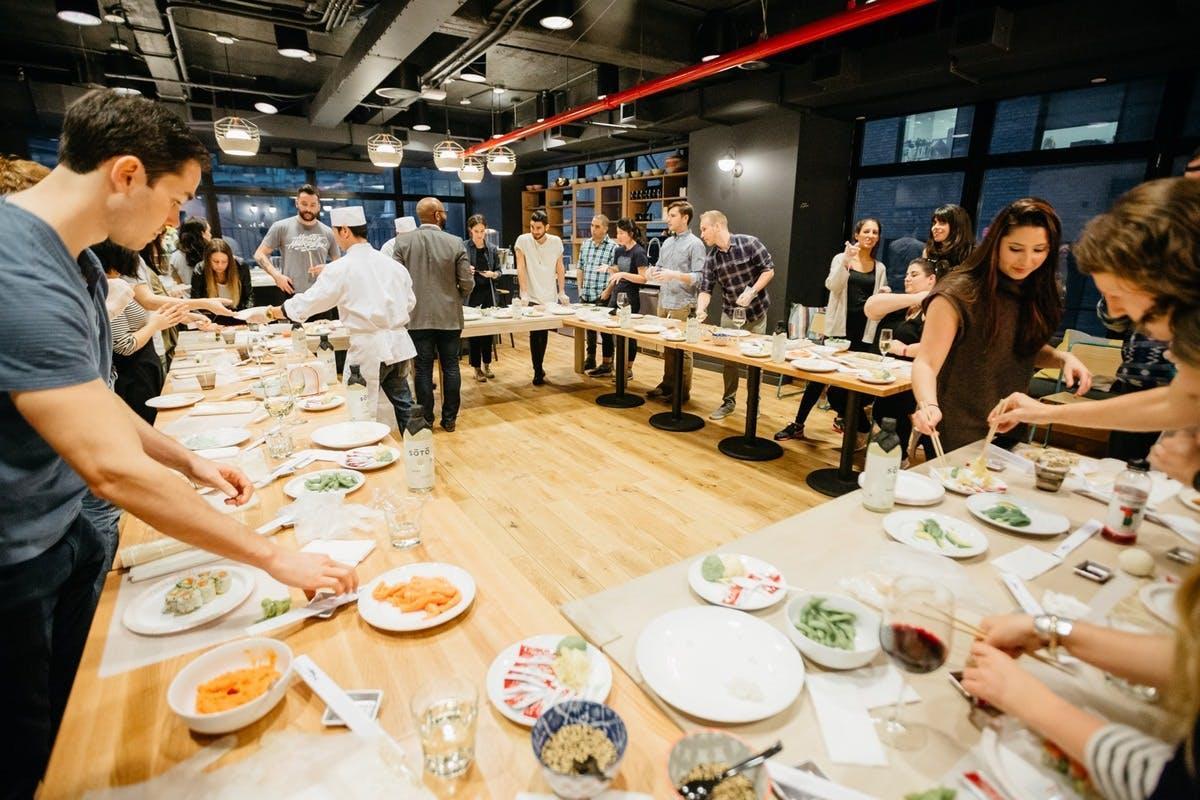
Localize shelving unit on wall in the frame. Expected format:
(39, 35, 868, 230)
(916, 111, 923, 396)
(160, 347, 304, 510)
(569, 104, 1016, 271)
(521, 184, 573, 263)
(625, 171, 688, 250)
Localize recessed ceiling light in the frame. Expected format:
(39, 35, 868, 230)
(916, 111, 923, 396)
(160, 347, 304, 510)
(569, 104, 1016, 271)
(738, 59, 769, 71)
(492, 86, 505, 95)
(459, 54, 487, 83)
(855, 115, 866, 120)
(109, 36, 129, 51)
(700, 54, 719, 63)
(1090, 76, 1107, 84)
(459, 98, 471, 105)
(539, 0, 574, 30)
(102, 4, 126, 23)
(413, 123, 431, 131)
(492, 133, 503, 139)
(274, 25, 312, 59)
(254, 101, 278, 114)
(56, 0, 102, 26)
(112, 85, 141, 97)
(211, 31, 238, 45)
(460, 72, 487, 84)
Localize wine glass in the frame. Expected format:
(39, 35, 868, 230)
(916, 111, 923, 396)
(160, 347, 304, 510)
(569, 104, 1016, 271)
(879, 328, 893, 358)
(876, 576, 954, 750)
(260, 372, 295, 424)
(616, 291, 630, 313)
(731, 307, 747, 331)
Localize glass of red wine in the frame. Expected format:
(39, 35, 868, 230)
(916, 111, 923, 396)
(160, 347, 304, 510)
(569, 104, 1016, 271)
(876, 575, 954, 750)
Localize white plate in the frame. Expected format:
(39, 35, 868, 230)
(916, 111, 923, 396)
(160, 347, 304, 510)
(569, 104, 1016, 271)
(857, 470, 945, 506)
(634, 323, 666, 334)
(486, 634, 613, 727)
(687, 554, 787, 611)
(661, 331, 685, 342)
(1179, 488, 1200, 513)
(358, 562, 476, 632)
(549, 306, 576, 316)
(283, 468, 366, 499)
(181, 427, 251, 451)
(739, 344, 770, 358)
(168, 638, 292, 735)
(856, 369, 896, 385)
(123, 566, 255, 636)
(492, 309, 513, 318)
(630, 313, 645, 319)
(931, 465, 1007, 495)
(718, 328, 751, 338)
(146, 392, 205, 409)
(790, 358, 838, 373)
(823, 339, 852, 352)
(882, 510, 989, 558)
(980, 726, 1084, 800)
(310, 421, 390, 449)
(462, 309, 483, 321)
(965, 493, 1070, 536)
(337, 445, 401, 471)
(636, 606, 804, 724)
(1139, 582, 1179, 626)
(298, 394, 345, 412)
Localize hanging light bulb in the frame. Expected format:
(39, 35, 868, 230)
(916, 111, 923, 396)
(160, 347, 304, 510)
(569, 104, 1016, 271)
(457, 154, 485, 183)
(367, 133, 404, 168)
(486, 145, 516, 176)
(56, 0, 102, 26)
(214, 116, 261, 157)
(432, 139, 464, 172)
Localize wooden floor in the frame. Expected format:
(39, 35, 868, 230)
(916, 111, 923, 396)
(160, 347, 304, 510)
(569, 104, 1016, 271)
(419, 332, 851, 608)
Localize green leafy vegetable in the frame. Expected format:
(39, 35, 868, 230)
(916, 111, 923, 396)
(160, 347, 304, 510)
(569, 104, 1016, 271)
(904, 789, 955, 800)
(794, 597, 858, 651)
(983, 501, 1031, 527)
(914, 518, 971, 550)
(305, 471, 359, 492)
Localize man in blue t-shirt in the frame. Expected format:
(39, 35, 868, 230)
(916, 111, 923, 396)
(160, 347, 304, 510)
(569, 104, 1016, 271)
(0, 89, 358, 797)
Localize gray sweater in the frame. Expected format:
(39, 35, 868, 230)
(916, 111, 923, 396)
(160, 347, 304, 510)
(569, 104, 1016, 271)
(393, 224, 473, 331)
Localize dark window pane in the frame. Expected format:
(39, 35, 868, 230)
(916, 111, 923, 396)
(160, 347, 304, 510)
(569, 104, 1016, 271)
(400, 166, 463, 198)
(584, 159, 624, 179)
(316, 170, 392, 195)
(990, 79, 1165, 154)
(402, 200, 466, 238)
(210, 158, 307, 190)
(213, 194, 298, 260)
(321, 198, 397, 250)
(860, 117, 902, 166)
(27, 136, 59, 168)
(861, 107, 972, 166)
(989, 95, 1042, 153)
(853, 173, 965, 242)
(637, 149, 676, 171)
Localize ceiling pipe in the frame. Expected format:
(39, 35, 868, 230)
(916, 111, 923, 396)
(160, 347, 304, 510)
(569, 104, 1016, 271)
(464, 0, 936, 155)
(420, 0, 542, 89)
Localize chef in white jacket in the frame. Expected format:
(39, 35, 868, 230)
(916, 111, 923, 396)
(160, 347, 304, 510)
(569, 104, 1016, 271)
(244, 206, 417, 428)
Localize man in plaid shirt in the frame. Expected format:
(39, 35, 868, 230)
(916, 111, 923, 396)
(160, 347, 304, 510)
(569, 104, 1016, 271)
(696, 209, 776, 420)
(575, 214, 617, 370)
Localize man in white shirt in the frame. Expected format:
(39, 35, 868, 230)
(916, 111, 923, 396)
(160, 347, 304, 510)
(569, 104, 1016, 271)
(513, 209, 568, 385)
(248, 206, 417, 428)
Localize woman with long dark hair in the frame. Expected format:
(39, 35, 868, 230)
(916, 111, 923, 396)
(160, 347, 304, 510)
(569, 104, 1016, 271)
(191, 239, 252, 313)
(912, 197, 1091, 451)
(463, 213, 501, 382)
(924, 203, 974, 276)
(170, 217, 210, 286)
(591, 218, 648, 380)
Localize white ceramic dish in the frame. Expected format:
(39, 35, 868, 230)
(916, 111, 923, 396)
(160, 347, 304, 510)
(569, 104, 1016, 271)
(931, 465, 1007, 495)
(965, 493, 1070, 536)
(856, 368, 896, 385)
(358, 562, 476, 632)
(785, 592, 881, 670)
(739, 343, 770, 358)
(686, 554, 787, 611)
(181, 427, 251, 451)
(790, 357, 838, 373)
(636, 606, 804, 724)
(634, 323, 666, 334)
(283, 468, 365, 499)
(857, 470, 945, 506)
(167, 638, 293, 734)
(661, 330, 685, 342)
(310, 421, 390, 449)
(146, 392, 205, 409)
(1178, 488, 1200, 513)
(337, 445, 400, 471)
(298, 394, 345, 412)
(486, 634, 613, 727)
(549, 306, 576, 316)
(718, 328, 751, 338)
(123, 566, 255, 636)
(1139, 582, 1179, 627)
(882, 510, 989, 558)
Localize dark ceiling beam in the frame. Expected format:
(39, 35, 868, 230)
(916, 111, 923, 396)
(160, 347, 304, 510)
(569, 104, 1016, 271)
(123, 0, 188, 105)
(435, 12, 692, 75)
(308, 0, 467, 127)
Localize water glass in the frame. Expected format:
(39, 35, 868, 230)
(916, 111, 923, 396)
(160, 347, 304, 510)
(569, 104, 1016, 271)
(221, 329, 237, 345)
(731, 307, 746, 330)
(410, 677, 478, 779)
(265, 426, 294, 459)
(374, 489, 425, 549)
(197, 369, 217, 390)
(879, 329, 893, 357)
(260, 373, 295, 422)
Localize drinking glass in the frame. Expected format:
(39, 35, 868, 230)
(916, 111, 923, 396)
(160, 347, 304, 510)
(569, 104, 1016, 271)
(876, 576, 954, 750)
(265, 426, 294, 459)
(616, 291, 630, 313)
(410, 677, 478, 778)
(731, 307, 747, 331)
(878, 329, 893, 357)
(374, 488, 425, 549)
(260, 372, 295, 424)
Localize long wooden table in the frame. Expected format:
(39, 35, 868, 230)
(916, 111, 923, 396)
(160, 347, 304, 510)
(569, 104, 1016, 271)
(40, 355, 681, 797)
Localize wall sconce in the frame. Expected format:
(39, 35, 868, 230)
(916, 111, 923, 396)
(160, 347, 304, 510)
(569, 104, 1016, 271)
(717, 147, 742, 177)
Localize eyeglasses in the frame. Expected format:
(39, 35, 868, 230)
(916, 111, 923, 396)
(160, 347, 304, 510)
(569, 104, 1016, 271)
(1186, 163, 1200, 174)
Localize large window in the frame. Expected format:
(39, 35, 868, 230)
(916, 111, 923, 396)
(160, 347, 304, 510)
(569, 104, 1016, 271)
(853, 173, 966, 242)
(317, 170, 392, 195)
(399, 167, 464, 198)
(402, 199, 466, 238)
(860, 106, 973, 166)
(990, 79, 1165, 154)
(210, 159, 307, 190)
(213, 194, 296, 259)
(27, 136, 58, 168)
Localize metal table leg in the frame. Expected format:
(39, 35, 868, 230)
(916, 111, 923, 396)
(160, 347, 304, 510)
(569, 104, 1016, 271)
(649, 343, 703, 432)
(596, 332, 644, 409)
(806, 389, 864, 496)
(718, 365, 783, 461)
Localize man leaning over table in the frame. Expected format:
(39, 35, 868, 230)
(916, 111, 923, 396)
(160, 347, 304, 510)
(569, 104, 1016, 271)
(0, 89, 357, 800)
(647, 201, 705, 404)
(575, 213, 616, 372)
(695, 209, 776, 421)
(243, 205, 417, 430)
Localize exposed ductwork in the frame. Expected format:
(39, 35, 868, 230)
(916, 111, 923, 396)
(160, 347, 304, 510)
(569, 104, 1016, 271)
(465, 0, 938, 155)
(420, 0, 543, 90)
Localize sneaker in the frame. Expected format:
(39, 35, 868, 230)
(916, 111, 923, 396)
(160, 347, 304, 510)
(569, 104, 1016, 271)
(623, 370, 633, 383)
(832, 417, 845, 434)
(582, 358, 596, 372)
(774, 422, 804, 441)
(533, 372, 547, 386)
(484, 366, 495, 379)
(440, 420, 456, 433)
(646, 385, 666, 399)
(709, 401, 736, 421)
(587, 363, 613, 377)
(474, 368, 487, 383)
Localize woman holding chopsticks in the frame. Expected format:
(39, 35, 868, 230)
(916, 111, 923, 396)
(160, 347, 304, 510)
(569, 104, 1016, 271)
(910, 197, 1092, 452)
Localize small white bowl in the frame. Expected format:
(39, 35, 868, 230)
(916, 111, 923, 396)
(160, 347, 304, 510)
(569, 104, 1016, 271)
(668, 731, 770, 799)
(784, 592, 880, 670)
(168, 638, 293, 734)
(823, 338, 851, 352)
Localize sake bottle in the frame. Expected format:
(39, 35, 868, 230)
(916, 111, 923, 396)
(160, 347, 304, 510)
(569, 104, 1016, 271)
(862, 418, 901, 512)
(403, 417, 435, 493)
(771, 320, 787, 363)
(346, 364, 371, 421)
(317, 333, 337, 385)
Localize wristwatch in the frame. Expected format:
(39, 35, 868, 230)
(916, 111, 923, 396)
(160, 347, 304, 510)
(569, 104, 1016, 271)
(1033, 614, 1073, 657)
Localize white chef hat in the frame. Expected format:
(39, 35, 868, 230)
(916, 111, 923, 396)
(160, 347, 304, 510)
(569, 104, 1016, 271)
(330, 206, 366, 227)
(395, 216, 417, 234)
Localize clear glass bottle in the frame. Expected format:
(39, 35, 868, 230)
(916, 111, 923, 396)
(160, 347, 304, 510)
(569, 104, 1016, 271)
(685, 309, 700, 343)
(291, 320, 307, 356)
(1102, 459, 1152, 544)
(862, 418, 902, 512)
(317, 333, 337, 385)
(346, 364, 370, 421)
(771, 320, 787, 363)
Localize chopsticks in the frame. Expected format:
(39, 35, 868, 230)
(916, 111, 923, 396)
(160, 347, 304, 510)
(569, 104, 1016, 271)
(972, 400, 1006, 474)
(919, 603, 1073, 674)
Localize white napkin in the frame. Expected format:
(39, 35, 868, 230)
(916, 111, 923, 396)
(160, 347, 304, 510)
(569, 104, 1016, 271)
(301, 538, 376, 567)
(191, 400, 260, 416)
(806, 674, 888, 767)
(813, 664, 919, 710)
(767, 763, 881, 800)
(990, 546, 1061, 581)
(171, 376, 202, 392)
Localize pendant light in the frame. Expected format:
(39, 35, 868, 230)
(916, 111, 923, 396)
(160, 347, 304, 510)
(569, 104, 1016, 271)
(367, 132, 403, 168)
(213, 43, 260, 157)
(410, 102, 431, 132)
(486, 146, 516, 176)
(56, 0, 102, 26)
(433, 105, 464, 171)
(457, 154, 485, 183)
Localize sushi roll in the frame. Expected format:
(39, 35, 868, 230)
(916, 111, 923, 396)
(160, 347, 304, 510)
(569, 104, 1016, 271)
(175, 576, 197, 592)
(164, 587, 202, 615)
(212, 570, 231, 595)
(196, 576, 216, 603)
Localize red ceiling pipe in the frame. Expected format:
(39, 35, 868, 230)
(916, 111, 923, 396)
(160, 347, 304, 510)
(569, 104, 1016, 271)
(464, 0, 937, 155)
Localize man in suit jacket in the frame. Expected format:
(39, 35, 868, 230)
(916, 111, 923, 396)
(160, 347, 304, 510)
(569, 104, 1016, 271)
(393, 197, 473, 432)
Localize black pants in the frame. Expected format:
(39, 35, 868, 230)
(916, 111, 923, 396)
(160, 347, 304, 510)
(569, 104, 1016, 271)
(378, 359, 416, 431)
(113, 344, 164, 426)
(585, 330, 598, 362)
(530, 330, 549, 376)
(467, 337, 493, 368)
(410, 329, 461, 425)
(872, 390, 934, 460)
(1, 514, 106, 799)
(600, 333, 637, 363)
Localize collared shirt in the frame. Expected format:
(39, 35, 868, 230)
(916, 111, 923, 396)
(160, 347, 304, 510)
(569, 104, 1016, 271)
(655, 229, 706, 310)
(577, 235, 617, 302)
(700, 233, 774, 321)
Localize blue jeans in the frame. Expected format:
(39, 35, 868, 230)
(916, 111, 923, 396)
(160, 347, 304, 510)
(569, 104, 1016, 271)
(80, 490, 122, 598)
(378, 359, 416, 431)
(0, 513, 105, 799)
(409, 329, 462, 425)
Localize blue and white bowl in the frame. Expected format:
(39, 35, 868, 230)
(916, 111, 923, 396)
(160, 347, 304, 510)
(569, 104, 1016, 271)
(531, 700, 628, 799)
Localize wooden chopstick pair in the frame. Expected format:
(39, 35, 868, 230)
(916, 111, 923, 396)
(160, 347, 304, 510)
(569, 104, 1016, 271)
(919, 603, 1073, 674)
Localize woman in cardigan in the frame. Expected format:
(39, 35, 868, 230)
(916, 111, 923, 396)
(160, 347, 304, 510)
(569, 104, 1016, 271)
(463, 214, 501, 382)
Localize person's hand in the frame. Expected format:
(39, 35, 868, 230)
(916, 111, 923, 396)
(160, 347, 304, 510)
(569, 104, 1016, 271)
(236, 306, 272, 325)
(273, 273, 295, 293)
(470, 266, 477, 275)
(978, 614, 1041, 657)
(990, 392, 1053, 432)
(842, 241, 859, 265)
(557, 293, 570, 305)
(263, 547, 358, 595)
(575, 269, 584, 284)
(736, 287, 756, 307)
(147, 302, 190, 332)
(911, 403, 942, 435)
(194, 319, 219, 333)
(607, 272, 625, 285)
(308, 263, 325, 277)
(188, 457, 254, 506)
(194, 298, 232, 316)
(879, 285, 892, 293)
(1060, 352, 1093, 395)
(1150, 429, 1200, 486)
(961, 641, 1054, 718)
(105, 277, 134, 319)
(605, 264, 618, 274)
